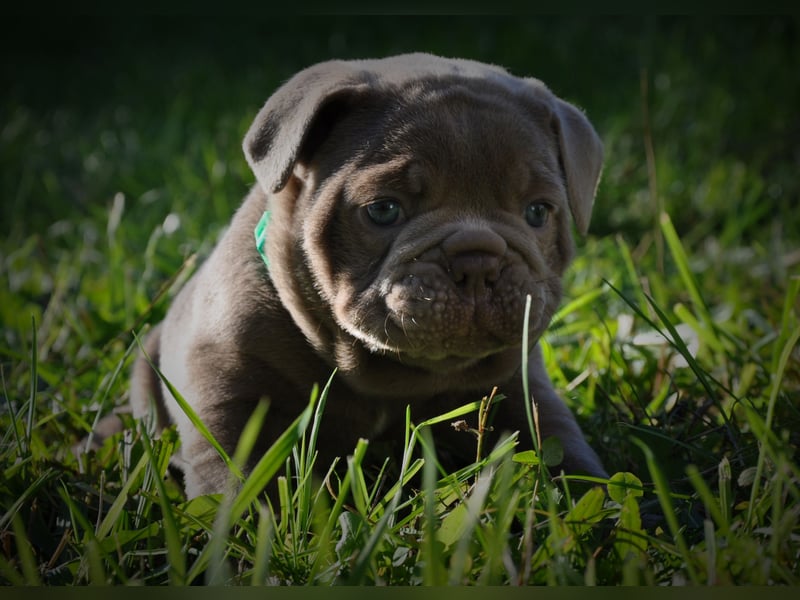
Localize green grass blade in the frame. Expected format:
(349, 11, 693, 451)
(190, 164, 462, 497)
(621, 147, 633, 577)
(420, 427, 447, 586)
(250, 503, 277, 585)
(615, 234, 652, 315)
(607, 280, 735, 422)
(57, 482, 115, 584)
(0, 468, 60, 530)
(551, 286, 605, 324)
(632, 437, 699, 584)
(448, 462, 495, 584)
(231, 392, 316, 517)
(308, 443, 369, 583)
(2, 363, 23, 458)
(747, 280, 800, 527)
(139, 428, 186, 585)
(24, 316, 37, 457)
(96, 450, 150, 540)
(294, 372, 334, 537)
(414, 399, 483, 428)
(686, 464, 729, 535)
(231, 400, 270, 472)
(659, 212, 719, 345)
(84, 539, 107, 586)
(84, 337, 139, 452)
(346, 438, 371, 517)
(0, 553, 25, 585)
(11, 512, 41, 585)
(521, 295, 537, 455)
(343, 439, 398, 585)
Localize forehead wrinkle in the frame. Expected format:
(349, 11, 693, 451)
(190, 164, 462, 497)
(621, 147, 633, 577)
(406, 100, 555, 176)
(523, 158, 565, 197)
(345, 156, 421, 201)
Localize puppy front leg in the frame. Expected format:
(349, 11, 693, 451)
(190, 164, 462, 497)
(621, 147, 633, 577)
(171, 391, 297, 499)
(174, 400, 265, 498)
(525, 344, 607, 479)
(178, 429, 234, 497)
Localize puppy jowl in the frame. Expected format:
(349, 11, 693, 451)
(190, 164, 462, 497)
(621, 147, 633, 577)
(118, 53, 608, 497)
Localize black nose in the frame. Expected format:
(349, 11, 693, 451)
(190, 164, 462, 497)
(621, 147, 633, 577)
(442, 228, 507, 292)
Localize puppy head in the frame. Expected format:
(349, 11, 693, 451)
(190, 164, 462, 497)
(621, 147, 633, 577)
(244, 54, 603, 391)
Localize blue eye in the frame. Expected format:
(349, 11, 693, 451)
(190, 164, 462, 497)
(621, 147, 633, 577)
(366, 198, 403, 226)
(525, 202, 550, 228)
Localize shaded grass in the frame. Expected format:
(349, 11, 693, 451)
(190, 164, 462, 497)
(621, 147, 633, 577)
(1, 15, 799, 585)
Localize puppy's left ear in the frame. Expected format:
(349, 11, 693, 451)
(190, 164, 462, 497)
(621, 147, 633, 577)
(552, 99, 604, 235)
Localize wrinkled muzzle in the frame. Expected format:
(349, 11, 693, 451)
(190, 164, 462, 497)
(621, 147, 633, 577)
(353, 225, 562, 365)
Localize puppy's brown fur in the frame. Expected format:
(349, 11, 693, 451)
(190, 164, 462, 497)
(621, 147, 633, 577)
(114, 54, 607, 497)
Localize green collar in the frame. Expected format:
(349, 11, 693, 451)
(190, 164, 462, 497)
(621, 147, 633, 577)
(254, 210, 271, 268)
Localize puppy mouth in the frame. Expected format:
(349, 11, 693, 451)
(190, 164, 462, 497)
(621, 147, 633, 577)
(367, 263, 556, 363)
(390, 348, 507, 373)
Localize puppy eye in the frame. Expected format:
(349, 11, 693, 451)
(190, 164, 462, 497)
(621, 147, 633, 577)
(366, 198, 404, 226)
(525, 202, 550, 228)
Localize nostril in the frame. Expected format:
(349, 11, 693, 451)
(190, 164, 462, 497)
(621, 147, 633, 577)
(441, 228, 507, 290)
(449, 252, 502, 288)
(441, 226, 508, 293)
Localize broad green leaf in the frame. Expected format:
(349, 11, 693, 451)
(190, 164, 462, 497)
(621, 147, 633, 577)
(608, 471, 644, 504)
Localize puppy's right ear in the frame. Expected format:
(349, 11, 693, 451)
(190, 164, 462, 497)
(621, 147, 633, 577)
(243, 61, 372, 194)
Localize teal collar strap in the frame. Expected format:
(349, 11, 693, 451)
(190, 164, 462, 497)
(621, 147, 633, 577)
(254, 210, 271, 268)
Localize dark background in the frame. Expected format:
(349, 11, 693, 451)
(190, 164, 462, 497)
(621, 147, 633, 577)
(2, 15, 797, 242)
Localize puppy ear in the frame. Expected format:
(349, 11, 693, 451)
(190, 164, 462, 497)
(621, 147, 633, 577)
(243, 61, 370, 193)
(552, 99, 604, 235)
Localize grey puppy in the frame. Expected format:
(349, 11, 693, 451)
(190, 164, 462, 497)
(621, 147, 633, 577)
(118, 53, 607, 497)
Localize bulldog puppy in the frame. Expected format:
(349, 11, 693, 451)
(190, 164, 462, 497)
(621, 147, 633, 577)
(127, 53, 607, 497)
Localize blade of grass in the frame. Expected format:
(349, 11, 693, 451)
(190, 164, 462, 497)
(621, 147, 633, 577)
(57, 482, 119, 584)
(25, 316, 37, 458)
(344, 439, 405, 585)
(448, 461, 495, 584)
(607, 280, 737, 435)
(306, 479, 347, 583)
(231, 400, 270, 474)
(616, 234, 652, 315)
(414, 399, 484, 428)
(420, 427, 447, 586)
(1, 366, 23, 458)
(294, 372, 334, 537)
(551, 286, 605, 324)
(0, 553, 25, 585)
(95, 450, 150, 540)
(230, 392, 316, 517)
(308, 442, 368, 583)
(200, 393, 316, 583)
(478, 458, 523, 585)
(632, 437, 699, 584)
(11, 512, 41, 585)
(0, 467, 60, 529)
(521, 295, 537, 456)
(747, 278, 800, 527)
(139, 428, 186, 585)
(660, 212, 720, 348)
(250, 503, 277, 585)
(84, 336, 139, 453)
(347, 439, 371, 517)
(84, 539, 107, 587)
(686, 464, 730, 536)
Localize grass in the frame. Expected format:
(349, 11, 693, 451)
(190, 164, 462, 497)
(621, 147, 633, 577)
(1, 15, 799, 585)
